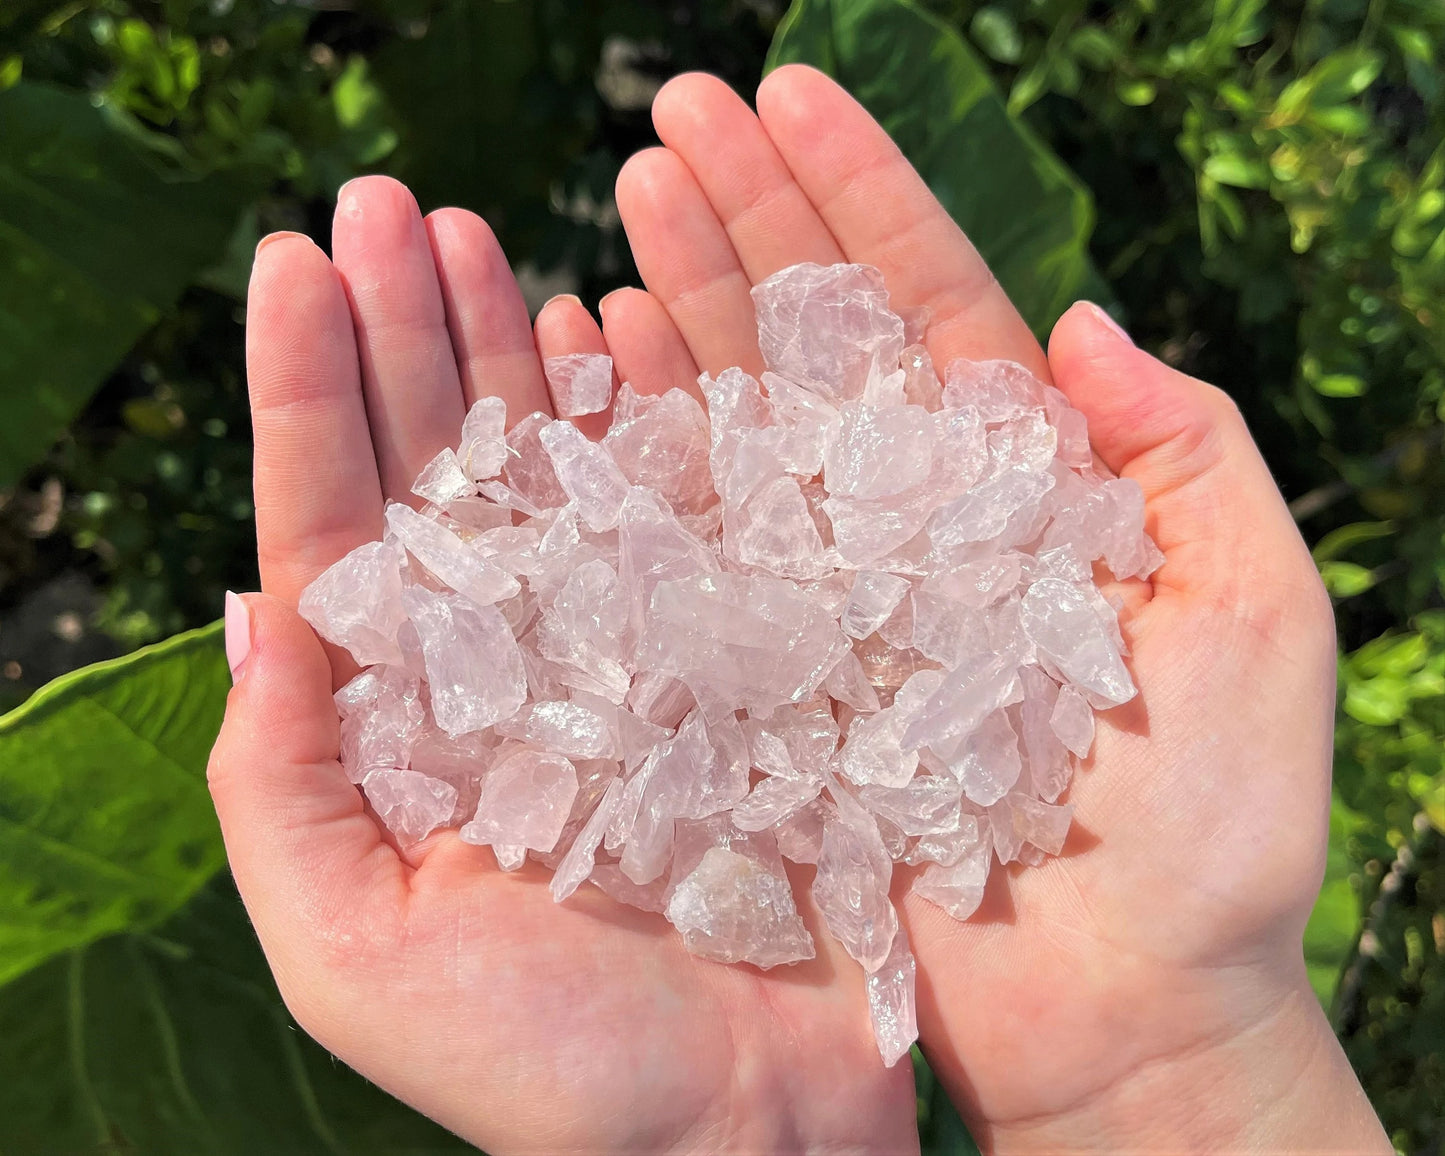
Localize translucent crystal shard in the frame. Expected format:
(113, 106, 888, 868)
(813, 785, 897, 972)
(461, 749, 579, 853)
(665, 846, 815, 968)
(458, 396, 509, 481)
(403, 585, 527, 736)
(912, 833, 992, 920)
(839, 571, 912, 640)
(362, 768, 458, 843)
(412, 447, 476, 506)
(334, 665, 425, 783)
(300, 539, 408, 667)
(1020, 578, 1135, 705)
(604, 387, 715, 515)
(1050, 684, 1095, 758)
(545, 353, 614, 417)
(503, 411, 569, 511)
(385, 501, 520, 607)
(642, 573, 849, 710)
(865, 924, 917, 1066)
(539, 419, 630, 531)
(751, 263, 905, 404)
(551, 776, 625, 902)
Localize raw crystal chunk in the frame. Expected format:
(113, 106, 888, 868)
(459, 396, 509, 481)
(813, 786, 897, 973)
(752, 263, 905, 404)
(385, 502, 520, 607)
(362, 768, 458, 843)
(316, 260, 1160, 1070)
(539, 419, 631, 531)
(545, 353, 614, 417)
(412, 447, 476, 506)
(551, 776, 625, 902)
(1020, 578, 1135, 705)
(840, 571, 912, 640)
(665, 847, 815, 968)
(642, 573, 850, 710)
(300, 539, 408, 667)
(461, 750, 579, 853)
(865, 924, 917, 1067)
(403, 586, 527, 736)
(334, 664, 425, 783)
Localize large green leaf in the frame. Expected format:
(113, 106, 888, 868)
(1304, 793, 1367, 1007)
(0, 873, 474, 1154)
(0, 621, 230, 987)
(766, 0, 1105, 334)
(0, 82, 254, 488)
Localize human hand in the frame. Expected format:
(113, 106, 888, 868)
(607, 66, 1391, 1153)
(209, 164, 916, 1154)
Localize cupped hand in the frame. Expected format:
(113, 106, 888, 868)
(209, 86, 920, 1156)
(598, 66, 1386, 1152)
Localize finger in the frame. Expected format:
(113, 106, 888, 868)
(332, 176, 466, 500)
(756, 65, 1049, 379)
(615, 147, 764, 377)
(651, 72, 844, 281)
(208, 593, 404, 1016)
(247, 233, 385, 604)
(424, 207, 552, 423)
(1047, 303, 1324, 614)
(534, 294, 615, 439)
(598, 288, 702, 400)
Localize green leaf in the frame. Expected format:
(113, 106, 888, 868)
(0, 82, 256, 488)
(0, 874, 475, 1153)
(1320, 560, 1378, 597)
(1303, 795, 1365, 1008)
(1202, 153, 1270, 189)
(1313, 372, 1368, 397)
(767, 0, 1105, 334)
(1311, 520, 1394, 563)
(969, 8, 1022, 65)
(0, 622, 229, 987)
(1343, 675, 1410, 726)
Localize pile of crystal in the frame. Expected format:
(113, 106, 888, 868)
(300, 262, 1161, 1066)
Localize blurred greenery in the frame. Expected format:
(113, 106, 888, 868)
(0, 0, 1439, 1151)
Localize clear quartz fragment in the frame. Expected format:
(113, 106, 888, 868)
(403, 585, 527, 736)
(551, 775, 625, 902)
(813, 783, 897, 972)
(839, 571, 911, 639)
(461, 749, 579, 852)
(334, 665, 425, 783)
(458, 396, 509, 481)
(300, 539, 408, 667)
(412, 447, 476, 506)
(858, 776, 962, 835)
(361, 768, 458, 843)
(385, 502, 520, 607)
(665, 846, 815, 968)
(539, 419, 631, 531)
(545, 353, 614, 417)
(503, 411, 569, 510)
(604, 387, 715, 515)
(751, 263, 905, 404)
(731, 774, 823, 832)
(865, 923, 918, 1067)
(1050, 684, 1095, 758)
(1020, 578, 1135, 705)
(913, 832, 992, 920)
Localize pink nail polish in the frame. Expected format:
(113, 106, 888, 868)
(224, 591, 252, 682)
(1086, 302, 1134, 346)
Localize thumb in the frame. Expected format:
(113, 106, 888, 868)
(208, 593, 398, 1002)
(1047, 302, 1323, 615)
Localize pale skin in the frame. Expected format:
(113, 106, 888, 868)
(209, 65, 1393, 1154)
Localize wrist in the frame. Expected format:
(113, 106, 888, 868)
(972, 961, 1389, 1155)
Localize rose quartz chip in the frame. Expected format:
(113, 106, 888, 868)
(545, 353, 614, 417)
(314, 260, 1160, 1070)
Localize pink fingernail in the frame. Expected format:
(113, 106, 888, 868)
(224, 591, 252, 683)
(1085, 302, 1134, 346)
(254, 230, 307, 257)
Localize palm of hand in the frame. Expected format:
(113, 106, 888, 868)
(217, 65, 1335, 1153)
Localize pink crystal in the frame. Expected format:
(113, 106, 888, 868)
(316, 260, 1159, 1071)
(545, 353, 614, 417)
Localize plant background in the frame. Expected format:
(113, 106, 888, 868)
(0, 0, 1440, 1152)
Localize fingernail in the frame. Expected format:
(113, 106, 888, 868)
(1086, 302, 1134, 346)
(255, 230, 306, 256)
(545, 293, 585, 310)
(224, 591, 252, 683)
(598, 288, 628, 311)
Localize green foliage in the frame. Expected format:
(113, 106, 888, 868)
(767, 0, 1106, 335)
(0, 622, 228, 987)
(0, 874, 474, 1153)
(0, 82, 256, 489)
